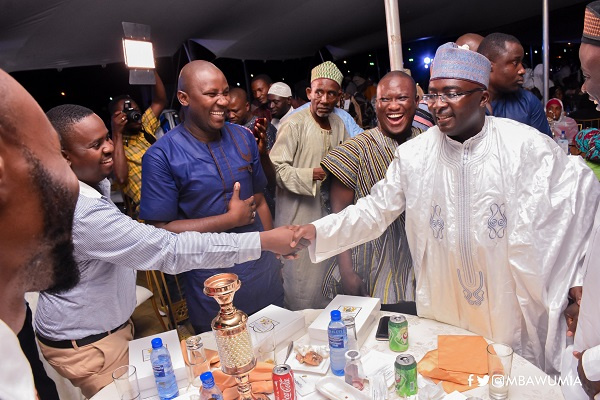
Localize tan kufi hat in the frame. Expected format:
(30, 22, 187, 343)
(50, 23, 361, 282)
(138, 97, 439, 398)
(310, 61, 343, 86)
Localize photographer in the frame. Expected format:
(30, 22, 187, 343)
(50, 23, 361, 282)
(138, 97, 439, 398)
(109, 70, 166, 218)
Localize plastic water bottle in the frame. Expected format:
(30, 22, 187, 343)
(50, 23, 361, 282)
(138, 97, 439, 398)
(150, 338, 179, 400)
(558, 130, 569, 155)
(199, 371, 224, 400)
(328, 310, 348, 376)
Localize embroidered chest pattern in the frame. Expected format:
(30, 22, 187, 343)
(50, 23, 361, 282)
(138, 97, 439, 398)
(487, 203, 507, 239)
(430, 204, 445, 239)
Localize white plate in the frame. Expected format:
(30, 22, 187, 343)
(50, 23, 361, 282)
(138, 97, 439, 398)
(285, 350, 330, 375)
(316, 376, 370, 400)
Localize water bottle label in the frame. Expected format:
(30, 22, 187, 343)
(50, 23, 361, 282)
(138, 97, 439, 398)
(329, 328, 346, 335)
(152, 365, 166, 378)
(329, 334, 346, 349)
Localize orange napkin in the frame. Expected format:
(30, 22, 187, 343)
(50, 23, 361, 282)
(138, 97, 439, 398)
(417, 335, 488, 393)
(437, 335, 488, 375)
(180, 340, 273, 400)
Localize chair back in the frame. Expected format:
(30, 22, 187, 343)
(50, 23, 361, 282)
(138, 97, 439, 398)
(145, 271, 188, 338)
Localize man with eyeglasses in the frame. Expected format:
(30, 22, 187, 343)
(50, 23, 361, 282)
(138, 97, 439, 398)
(318, 71, 421, 311)
(140, 60, 286, 333)
(291, 43, 600, 375)
(478, 33, 552, 137)
(269, 61, 349, 310)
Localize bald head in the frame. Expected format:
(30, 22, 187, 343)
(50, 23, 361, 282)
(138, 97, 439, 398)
(456, 33, 485, 52)
(177, 61, 230, 138)
(178, 60, 224, 92)
(377, 71, 416, 99)
(0, 71, 29, 148)
(376, 71, 418, 140)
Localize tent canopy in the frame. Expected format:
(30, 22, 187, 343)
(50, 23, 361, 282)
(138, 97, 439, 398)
(0, 0, 587, 73)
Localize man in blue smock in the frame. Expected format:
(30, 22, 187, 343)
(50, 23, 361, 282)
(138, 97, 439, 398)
(140, 60, 284, 333)
(478, 33, 552, 137)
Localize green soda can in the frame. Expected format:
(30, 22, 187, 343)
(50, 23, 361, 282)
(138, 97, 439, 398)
(395, 354, 418, 397)
(389, 315, 408, 352)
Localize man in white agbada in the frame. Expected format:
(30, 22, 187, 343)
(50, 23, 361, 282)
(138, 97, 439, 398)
(270, 61, 349, 310)
(292, 43, 600, 375)
(561, 2, 600, 398)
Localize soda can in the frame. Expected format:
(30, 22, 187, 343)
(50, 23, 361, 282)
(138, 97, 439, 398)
(395, 354, 418, 397)
(273, 364, 296, 400)
(389, 315, 409, 352)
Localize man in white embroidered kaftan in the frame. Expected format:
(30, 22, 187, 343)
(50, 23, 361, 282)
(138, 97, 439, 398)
(291, 43, 600, 375)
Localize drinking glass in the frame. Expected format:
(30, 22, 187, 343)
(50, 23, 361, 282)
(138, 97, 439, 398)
(487, 343, 513, 400)
(252, 329, 277, 364)
(112, 365, 141, 400)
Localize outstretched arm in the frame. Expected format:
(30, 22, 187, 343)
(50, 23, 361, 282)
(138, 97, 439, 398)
(110, 109, 130, 186)
(149, 70, 167, 118)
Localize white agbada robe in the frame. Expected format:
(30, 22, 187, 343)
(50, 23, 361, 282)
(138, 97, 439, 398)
(309, 116, 600, 374)
(562, 206, 600, 399)
(271, 108, 349, 310)
(0, 319, 36, 399)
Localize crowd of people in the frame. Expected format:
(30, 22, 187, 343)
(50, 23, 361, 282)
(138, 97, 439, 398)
(3, 2, 600, 400)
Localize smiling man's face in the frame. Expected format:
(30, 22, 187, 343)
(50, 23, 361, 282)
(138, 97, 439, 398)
(376, 73, 418, 141)
(428, 78, 488, 142)
(580, 43, 600, 111)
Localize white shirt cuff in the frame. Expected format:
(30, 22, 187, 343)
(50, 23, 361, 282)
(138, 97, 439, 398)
(238, 232, 262, 263)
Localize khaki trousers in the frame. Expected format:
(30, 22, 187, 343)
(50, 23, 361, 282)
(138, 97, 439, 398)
(38, 321, 134, 399)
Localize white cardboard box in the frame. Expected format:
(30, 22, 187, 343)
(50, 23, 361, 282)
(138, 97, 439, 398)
(247, 304, 306, 348)
(308, 295, 380, 348)
(129, 329, 187, 399)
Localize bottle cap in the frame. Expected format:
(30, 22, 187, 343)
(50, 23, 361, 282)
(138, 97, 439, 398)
(330, 310, 341, 321)
(151, 338, 163, 349)
(185, 335, 203, 349)
(345, 350, 361, 361)
(200, 371, 215, 388)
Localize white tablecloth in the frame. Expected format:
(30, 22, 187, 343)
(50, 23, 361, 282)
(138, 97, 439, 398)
(92, 310, 564, 400)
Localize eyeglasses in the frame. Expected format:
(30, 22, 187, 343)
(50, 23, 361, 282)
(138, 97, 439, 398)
(422, 88, 485, 105)
(377, 96, 412, 104)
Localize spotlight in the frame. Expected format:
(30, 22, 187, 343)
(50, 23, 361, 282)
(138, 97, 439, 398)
(122, 22, 155, 85)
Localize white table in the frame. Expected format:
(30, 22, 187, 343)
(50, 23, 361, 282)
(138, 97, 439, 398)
(92, 310, 564, 400)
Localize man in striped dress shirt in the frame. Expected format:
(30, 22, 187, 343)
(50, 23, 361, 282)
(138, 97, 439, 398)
(35, 104, 299, 398)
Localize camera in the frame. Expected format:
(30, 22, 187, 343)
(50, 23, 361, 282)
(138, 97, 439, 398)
(123, 100, 142, 123)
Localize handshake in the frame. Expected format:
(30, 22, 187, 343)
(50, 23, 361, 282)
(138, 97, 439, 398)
(259, 224, 317, 259)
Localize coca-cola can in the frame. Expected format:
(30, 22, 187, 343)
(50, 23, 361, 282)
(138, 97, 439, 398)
(272, 364, 296, 400)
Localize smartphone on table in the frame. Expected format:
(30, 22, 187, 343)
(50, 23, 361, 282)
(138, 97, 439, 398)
(375, 316, 390, 341)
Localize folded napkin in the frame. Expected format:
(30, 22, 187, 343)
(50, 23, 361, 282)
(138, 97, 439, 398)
(180, 340, 274, 400)
(417, 335, 488, 393)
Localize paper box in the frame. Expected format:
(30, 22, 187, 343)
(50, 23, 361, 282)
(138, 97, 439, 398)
(308, 295, 380, 348)
(129, 329, 187, 399)
(247, 304, 306, 348)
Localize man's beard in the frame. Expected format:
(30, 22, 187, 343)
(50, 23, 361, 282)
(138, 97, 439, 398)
(22, 148, 79, 294)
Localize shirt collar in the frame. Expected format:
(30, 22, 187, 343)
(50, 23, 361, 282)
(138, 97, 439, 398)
(78, 179, 110, 199)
